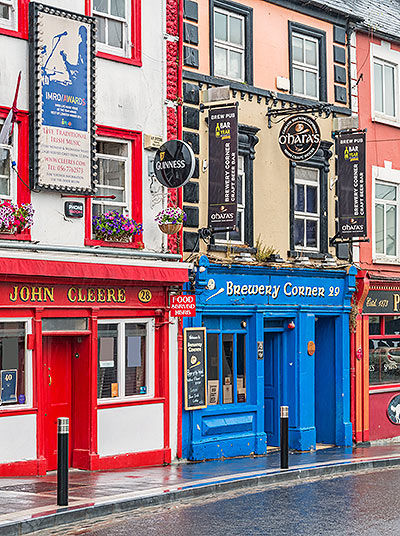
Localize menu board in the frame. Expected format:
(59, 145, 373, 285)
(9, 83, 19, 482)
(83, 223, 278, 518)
(184, 327, 207, 410)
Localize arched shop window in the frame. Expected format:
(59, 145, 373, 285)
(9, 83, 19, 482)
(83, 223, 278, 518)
(369, 315, 400, 386)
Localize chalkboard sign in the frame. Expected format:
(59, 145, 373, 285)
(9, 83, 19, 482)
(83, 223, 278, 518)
(184, 327, 207, 410)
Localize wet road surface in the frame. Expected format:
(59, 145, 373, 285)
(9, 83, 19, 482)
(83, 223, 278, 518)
(37, 467, 400, 535)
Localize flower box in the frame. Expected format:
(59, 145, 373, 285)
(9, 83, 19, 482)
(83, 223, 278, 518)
(155, 207, 186, 234)
(158, 223, 183, 235)
(92, 211, 143, 243)
(0, 201, 34, 235)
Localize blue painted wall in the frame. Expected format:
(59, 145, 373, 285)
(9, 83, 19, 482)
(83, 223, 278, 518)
(182, 257, 356, 460)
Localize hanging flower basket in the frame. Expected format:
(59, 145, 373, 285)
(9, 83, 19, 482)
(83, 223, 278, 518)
(92, 211, 143, 243)
(155, 207, 186, 235)
(158, 222, 183, 235)
(0, 201, 34, 235)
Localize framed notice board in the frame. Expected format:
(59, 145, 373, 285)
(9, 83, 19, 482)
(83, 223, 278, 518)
(184, 327, 207, 410)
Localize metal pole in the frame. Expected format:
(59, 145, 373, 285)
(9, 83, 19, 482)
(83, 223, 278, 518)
(280, 406, 289, 470)
(57, 417, 69, 506)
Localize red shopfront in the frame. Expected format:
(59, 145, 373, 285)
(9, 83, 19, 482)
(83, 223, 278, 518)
(0, 256, 187, 476)
(352, 274, 400, 443)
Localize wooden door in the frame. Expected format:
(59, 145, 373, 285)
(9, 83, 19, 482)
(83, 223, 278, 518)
(264, 332, 282, 446)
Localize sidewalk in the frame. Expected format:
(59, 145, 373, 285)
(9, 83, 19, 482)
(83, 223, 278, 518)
(2, 443, 400, 535)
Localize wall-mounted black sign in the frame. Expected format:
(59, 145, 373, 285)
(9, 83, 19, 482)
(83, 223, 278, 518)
(278, 115, 321, 161)
(363, 289, 400, 314)
(337, 131, 366, 238)
(154, 140, 195, 188)
(387, 394, 400, 425)
(208, 106, 238, 231)
(64, 201, 84, 218)
(184, 327, 207, 410)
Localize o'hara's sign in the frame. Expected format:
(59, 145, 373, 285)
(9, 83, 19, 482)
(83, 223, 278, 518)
(278, 115, 321, 162)
(363, 289, 400, 314)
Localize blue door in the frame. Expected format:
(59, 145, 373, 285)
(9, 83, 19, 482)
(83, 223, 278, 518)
(264, 332, 282, 446)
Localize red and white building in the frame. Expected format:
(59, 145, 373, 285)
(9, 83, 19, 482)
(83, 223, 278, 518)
(0, 0, 188, 476)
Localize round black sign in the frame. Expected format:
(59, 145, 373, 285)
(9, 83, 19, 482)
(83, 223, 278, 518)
(154, 140, 195, 188)
(278, 115, 321, 162)
(387, 394, 400, 425)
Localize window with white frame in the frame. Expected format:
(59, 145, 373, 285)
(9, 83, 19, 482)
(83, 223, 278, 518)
(97, 319, 154, 400)
(213, 7, 245, 82)
(373, 58, 396, 118)
(375, 181, 397, 258)
(93, 0, 129, 53)
(92, 139, 130, 221)
(215, 155, 245, 243)
(291, 32, 319, 100)
(0, 118, 16, 202)
(0, 0, 16, 30)
(294, 166, 319, 250)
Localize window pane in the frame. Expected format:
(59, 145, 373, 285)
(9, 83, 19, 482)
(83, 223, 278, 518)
(294, 218, 304, 246)
(229, 211, 242, 241)
(42, 318, 88, 332)
(0, 178, 9, 196)
(98, 158, 125, 187)
(295, 167, 318, 182)
(369, 338, 400, 385)
(214, 46, 227, 76)
(125, 323, 146, 396)
(92, 203, 124, 218)
(215, 11, 227, 41)
(306, 185, 318, 214)
(295, 184, 305, 212)
(97, 141, 128, 157)
(369, 316, 381, 336)
(229, 50, 242, 80)
(374, 62, 384, 113)
(0, 5, 10, 19)
(292, 36, 303, 62)
(386, 205, 397, 256)
(0, 147, 10, 189)
(293, 68, 304, 94)
(306, 219, 318, 248)
(305, 39, 317, 66)
(95, 16, 106, 43)
(237, 172, 243, 205)
(0, 322, 25, 404)
(385, 316, 400, 335)
(229, 16, 243, 46)
(384, 64, 395, 116)
(222, 334, 233, 404)
(96, 186, 125, 202)
(111, 0, 125, 18)
(98, 324, 118, 399)
(376, 182, 396, 201)
(207, 333, 219, 405)
(375, 203, 384, 254)
(108, 19, 123, 48)
(237, 334, 246, 403)
(94, 0, 108, 13)
(305, 70, 318, 98)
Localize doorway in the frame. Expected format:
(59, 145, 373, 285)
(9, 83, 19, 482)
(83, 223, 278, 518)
(314, 316, 336, 444)
(264, 331, 283, 446)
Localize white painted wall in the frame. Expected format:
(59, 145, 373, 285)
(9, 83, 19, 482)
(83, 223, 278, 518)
(97, 403, 164, 456)
(0, 414, 36, 462)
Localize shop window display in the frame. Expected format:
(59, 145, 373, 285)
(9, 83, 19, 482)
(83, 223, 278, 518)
(369, 315, 400, 385)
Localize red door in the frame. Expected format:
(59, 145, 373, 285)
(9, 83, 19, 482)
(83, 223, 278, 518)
(43, 336, 73, 471)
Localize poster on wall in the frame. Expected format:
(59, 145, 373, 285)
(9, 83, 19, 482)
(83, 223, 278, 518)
(29, 3, 95, 192)
(337, 131, 367, 238)
(208, 106, 238, 231)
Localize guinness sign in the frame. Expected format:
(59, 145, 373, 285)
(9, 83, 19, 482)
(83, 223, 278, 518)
(278, 115, 321, 161)
(154, 140, 195, 188)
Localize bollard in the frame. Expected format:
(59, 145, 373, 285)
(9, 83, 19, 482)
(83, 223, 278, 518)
(280, 406, 289, 470)
(57, 417, 69, 506)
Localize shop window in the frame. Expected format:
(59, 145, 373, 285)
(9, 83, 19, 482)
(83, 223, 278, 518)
(206, 326, 247, 405)
(97, 319, 153, 400)
(86, 0, 141, 65)
(369, 315, 400, 386)
(371, 42, 400, 126)
(374, 181, 398, 259)
(289, 22, 327, 102)
(0, 321, 30, 406)
(210, 0, 253, 84)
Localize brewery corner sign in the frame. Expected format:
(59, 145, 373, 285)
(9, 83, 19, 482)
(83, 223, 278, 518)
(154, 140, 195, 188)
(279, 115, 321, 162)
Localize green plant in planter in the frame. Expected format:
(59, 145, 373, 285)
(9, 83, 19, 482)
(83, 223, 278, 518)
(255, 235, 277, 262)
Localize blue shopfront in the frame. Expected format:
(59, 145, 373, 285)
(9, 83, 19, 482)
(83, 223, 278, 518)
(182, 257, 356, 460)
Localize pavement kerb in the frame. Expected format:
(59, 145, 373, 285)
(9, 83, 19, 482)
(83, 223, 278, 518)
(2, 455, 400, 536)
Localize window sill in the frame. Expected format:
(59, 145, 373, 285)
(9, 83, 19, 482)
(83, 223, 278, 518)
(0, 26, 26, 40)
(0, 231, 31, 241)
(0, 406, 36, 416)
(97, 396, 164, 409)
(96, 50, 142, 67)
(288, 250, 328, 260)
(372, 115, 400, 128)
(208, 244, 256, 254)
(373, 256, 400, 265)
(85, 238, 144, 249)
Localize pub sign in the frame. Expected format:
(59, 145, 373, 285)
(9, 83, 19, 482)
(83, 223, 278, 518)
(278, 115, 321, 162)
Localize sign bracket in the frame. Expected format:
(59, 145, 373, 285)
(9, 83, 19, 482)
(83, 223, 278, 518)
(266, 103, 333, 128)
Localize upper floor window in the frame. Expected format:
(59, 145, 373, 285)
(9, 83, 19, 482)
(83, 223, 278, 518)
(0, 0, 16, 30)
(0, 118, 16, 203)
(294, 166, 319, 251)
(371, 43, 400, 126)
(289, 22, 326, 102)
(374, 181, 398, 259)
(210, 0, 253, 84)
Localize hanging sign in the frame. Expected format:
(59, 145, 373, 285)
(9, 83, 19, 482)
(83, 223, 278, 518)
(29, 3, 95, 192)
(208, 106, 238, 231)
(278, 115, 321, 161)
(337, 131, 367, 238)
(184, 327, 207, 410)
(171, 294, 196, 317)
(0, 370, 17, 404)
(154, 140, 195, 188)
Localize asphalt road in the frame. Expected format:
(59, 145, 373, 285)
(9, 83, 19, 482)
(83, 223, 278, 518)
(39, 467, 400, 535)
